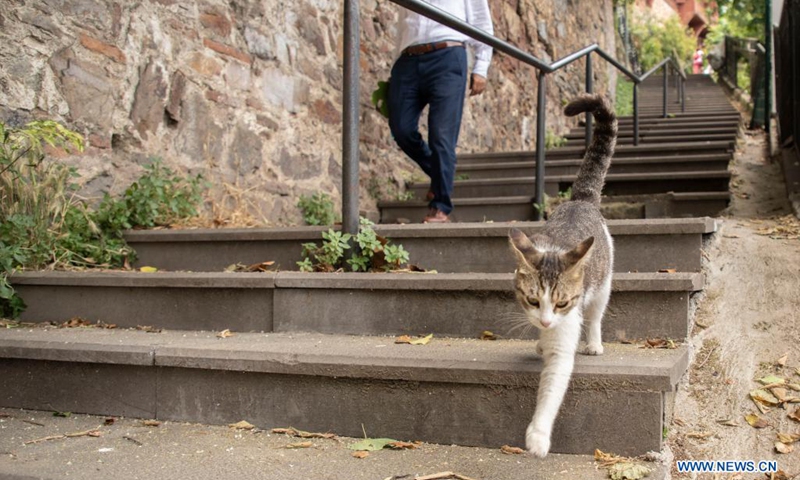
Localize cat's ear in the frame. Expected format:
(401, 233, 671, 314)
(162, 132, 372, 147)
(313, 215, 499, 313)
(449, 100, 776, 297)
(509, 228, 542, 268)
(563, 236, 594, 270)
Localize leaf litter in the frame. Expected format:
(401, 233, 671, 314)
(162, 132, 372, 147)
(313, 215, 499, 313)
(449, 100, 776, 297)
(745, 413, 770, 428)
(25, 428, 102, 445)
(395, 334, 433, 345)
(594, 449, 652, 480)
(229, 420, 255, 430)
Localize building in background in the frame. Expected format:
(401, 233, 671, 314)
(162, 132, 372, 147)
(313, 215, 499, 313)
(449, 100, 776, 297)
(638, 0, 718, 44)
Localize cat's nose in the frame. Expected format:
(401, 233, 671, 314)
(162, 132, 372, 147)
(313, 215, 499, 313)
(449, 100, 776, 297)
(540, 320, 551, 328)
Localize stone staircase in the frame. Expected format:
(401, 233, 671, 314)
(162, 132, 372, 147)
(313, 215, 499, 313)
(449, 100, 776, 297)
(380, 74, 738, 223)
(0, 74, 737, 477)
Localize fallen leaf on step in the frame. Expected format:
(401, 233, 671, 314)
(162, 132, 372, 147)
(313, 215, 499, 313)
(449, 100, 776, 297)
(142, 420, 161, 427)
(395, 334, 433, 345)
(750, 388, 780, 406)
(686, 431, 713, 439)
(415, 473, 477, 480)
(777, 432, 800, 444)
(771, 471, 791, 480)
(229, 420, 255, 430)
(387, 441, 419, 450)
(216, 329, 234, 339)
(348, 438, 398, 451)
(136, 325, 163, 333)
(642, 338, 677, 349)
(594, 449, 629, 467)
(789, 407, 800, 422)
(658, 268, 677, 273)
(716, 418, 739, 427)
(270, 427, 336, 439)
(139, 266, 158, 273)
(786, 383, 800, 391)
(60, 317, 92, 328)
(775, 442, 794, 454)
(772, 388, 789, 403)
(759, 375, 786, 385)
(351, 451, 369, 459)
(745, 413, 769, 428)
(104, 418, 116, 426)
(53, 411, 71, 417)
(65, 429, 102, 438)
(480, 331, 497, 341)
(285, 441, 313, 449)
(608, 462, 652, 480)
(776, 353, 789, 367)
(500, 445, 525, 455)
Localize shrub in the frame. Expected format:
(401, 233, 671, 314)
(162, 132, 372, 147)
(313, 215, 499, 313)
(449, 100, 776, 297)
(298, 217, 409, 272)
(297, 192, 338, 226)
(630, 14, 695, 74)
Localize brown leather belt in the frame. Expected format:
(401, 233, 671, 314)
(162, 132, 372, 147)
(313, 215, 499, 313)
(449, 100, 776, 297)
(402, 41, 464, 56)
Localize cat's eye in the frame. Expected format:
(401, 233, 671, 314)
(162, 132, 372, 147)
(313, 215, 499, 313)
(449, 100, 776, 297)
(526, 297, 540, 308)
(555, 301, 569, 309)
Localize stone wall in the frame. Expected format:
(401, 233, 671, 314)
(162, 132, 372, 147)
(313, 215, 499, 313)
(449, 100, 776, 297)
(0, 0, 615, 226)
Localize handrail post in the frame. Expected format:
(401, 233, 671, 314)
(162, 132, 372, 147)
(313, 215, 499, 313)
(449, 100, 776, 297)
(662, 64, 668, 118)
(534, 71, 547, 221)
(633, 83, 640, 146)
(585, 54, 593, 151)
(342, 0, 360, 237)
(681, 76, 685, 113)
(673, 64, 680, 103)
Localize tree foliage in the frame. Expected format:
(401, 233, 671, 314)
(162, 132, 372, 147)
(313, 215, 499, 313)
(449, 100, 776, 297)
(706, 0, 766, 43)
(630, 13, 695, 73)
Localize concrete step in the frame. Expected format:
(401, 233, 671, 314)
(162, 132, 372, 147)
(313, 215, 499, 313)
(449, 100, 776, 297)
(457, 154, 732, 179)
(565, 126, 739, 139)
(0, 407, 670, 480)
(0, 327, 688, 456)
(457, 141, 734, 164)
(379, 192, 729, 222)
(408, 171, 731, 199)
(124, 218, 718, 274)
(10, 271, 704, 341)
(565, 133, 737, 146)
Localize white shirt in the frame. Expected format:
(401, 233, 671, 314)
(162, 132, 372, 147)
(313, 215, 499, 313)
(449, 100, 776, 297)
(394, 0, 494, 78)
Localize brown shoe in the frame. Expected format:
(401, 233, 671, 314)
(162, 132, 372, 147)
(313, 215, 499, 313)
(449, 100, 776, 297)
(423, 208, 451, 223)
(426, 189, 434, 202)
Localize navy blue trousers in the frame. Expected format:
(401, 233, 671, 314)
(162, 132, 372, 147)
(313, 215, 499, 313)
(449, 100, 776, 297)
(388, 46, 468, 214)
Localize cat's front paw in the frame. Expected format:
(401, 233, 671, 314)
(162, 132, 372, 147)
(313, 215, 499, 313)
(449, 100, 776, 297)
(582, 342, 604, 356)
(525, 426, 551, 458)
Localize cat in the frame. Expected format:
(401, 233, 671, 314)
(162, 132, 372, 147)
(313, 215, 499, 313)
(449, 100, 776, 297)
(508, 93, 617, 458)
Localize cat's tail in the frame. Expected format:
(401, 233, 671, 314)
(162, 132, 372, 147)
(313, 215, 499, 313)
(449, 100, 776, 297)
(563, 94, 618, 206)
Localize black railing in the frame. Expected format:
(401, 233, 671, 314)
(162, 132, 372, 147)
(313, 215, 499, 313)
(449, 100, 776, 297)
(775, 0, 799, 151)
(720, 36, 769, 129)
(342, 0, 687, 230)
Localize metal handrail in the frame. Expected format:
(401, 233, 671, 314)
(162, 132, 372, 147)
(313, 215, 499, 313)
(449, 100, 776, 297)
(341, 0, 688, 231)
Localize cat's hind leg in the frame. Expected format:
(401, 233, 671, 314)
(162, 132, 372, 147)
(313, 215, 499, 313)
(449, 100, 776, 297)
(581, 275, 611, 356)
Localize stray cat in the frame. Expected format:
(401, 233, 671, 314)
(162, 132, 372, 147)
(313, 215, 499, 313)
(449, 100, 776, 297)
(508, 93, 617, 458)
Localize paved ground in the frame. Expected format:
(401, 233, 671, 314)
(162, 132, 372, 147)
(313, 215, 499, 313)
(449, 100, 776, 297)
(0, 408, 667, 480)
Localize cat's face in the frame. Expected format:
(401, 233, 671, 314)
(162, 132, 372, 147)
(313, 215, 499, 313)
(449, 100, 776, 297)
(509, 229, 593, 330)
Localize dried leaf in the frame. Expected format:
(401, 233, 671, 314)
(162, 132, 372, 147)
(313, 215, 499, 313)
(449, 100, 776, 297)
(387, 441, 419, 450)
(777, 354, 788, 367)
(285, 441, 313, 449)
(500, 445, 525, 455)
(139, 266, 158, 273)
(142, 420, 161, 427)
(608, 462, 652, 480)
(777, 432, 800, 444)
(270, 427, 336, 439)
(745, 413, 769, 428)
(136, 325, 162, 333)
(716, 418, 740, 427)
(60, 317, 92, 328)
(594, 449, 629, 467)
(772, 388, 789, 403)
(750, 388, 780, 406)
(775, 442, 794, 454)
(786, 383, 800, 391)
(395, 334, 433, 346)
(480, 331, 497, 341)
(229, 420, 255, 430)
(415, 473, 477, 480)
(53, 411, 71, 417)
(759, 375, 786, 385)
(642, 338, 677, 349)
(65, 429, 102, 438)
(352, 451, 369, 459)
(686, 431, 712, 439)
(246, 261, 276, 272)
(104, 418, 116, 426)
(658, 268, 677, 273)
(789, 407, 800, 422)
(217, 329, 234, 339)
(348, 438, 398, 451)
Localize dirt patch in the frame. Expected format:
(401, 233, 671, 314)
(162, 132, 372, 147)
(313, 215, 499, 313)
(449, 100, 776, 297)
(667, 130, 800, 478)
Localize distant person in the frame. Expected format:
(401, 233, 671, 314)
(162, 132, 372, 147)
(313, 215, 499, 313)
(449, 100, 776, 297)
(693, 47, 704, 74)
(388, 0, 494, 223)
